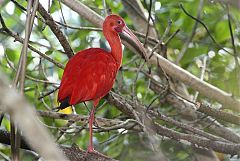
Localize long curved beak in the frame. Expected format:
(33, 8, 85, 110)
(121, 26, 147, 59)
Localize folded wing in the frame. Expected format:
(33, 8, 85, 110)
(58, 48, 118, 106)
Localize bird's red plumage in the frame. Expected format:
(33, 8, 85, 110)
(58, 48, 118, 106)
(57, 14, 145, 153)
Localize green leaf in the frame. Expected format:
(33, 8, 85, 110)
(214, 20, 229, 42)
(49, 0, 58, 13)
(5, 48, 17, 62)
(45, 50, 54, 55)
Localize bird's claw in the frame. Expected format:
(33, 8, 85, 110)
(85, 147, 109, 158)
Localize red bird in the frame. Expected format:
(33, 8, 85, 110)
(58, 14, 145, 153)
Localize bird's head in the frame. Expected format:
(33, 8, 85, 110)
(103, 14, 146, 58)
(103, 14, 126, 33)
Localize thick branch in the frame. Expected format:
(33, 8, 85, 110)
(153, 122, 240, 155)
(61, 145, 118, 161)
(0, 128, 118, 161)
(0, 72, 69, 161)
(198, 104, 240, 125)
(61, 0, 104, 28)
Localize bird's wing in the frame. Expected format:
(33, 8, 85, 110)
(58, 48, 118, 105)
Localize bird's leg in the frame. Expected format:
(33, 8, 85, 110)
(87, 106, 96, 153)
(86, 106, 109, 158)
(86, 100, 109, 158)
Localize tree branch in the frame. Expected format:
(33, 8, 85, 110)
(37, 3, 74, 58)
(176, 0, 204, 64)
(61, 0, 104, 28)
(122, 0, 157, 38)
(0, 14, 64, 69)
(150, 80, 240, 143)
(0, 128, 118, 161)
(106, 91, 240, 155)
(153, 121, 240, 155)
(198, 104, 240, 125)
(38, 110, 135, 129)
(0, 72, 69, 161)
(11, 1, 39, 160)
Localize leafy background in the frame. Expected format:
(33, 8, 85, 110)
(0, 0, 239, 161)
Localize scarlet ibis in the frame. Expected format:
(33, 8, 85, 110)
(58, 14, 145, 153)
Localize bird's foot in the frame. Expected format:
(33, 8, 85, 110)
(85, 147, 109, 158)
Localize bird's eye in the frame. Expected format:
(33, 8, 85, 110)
(117, 20, 122, 25)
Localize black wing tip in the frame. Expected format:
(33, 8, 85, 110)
(59, 97, 71, 110)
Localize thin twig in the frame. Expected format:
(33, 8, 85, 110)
(11, 1, 39, 160)
(107, 92, 240, 155)
(227, 4, 240, 96)
(148, 20, 172, 60)
(0, 17, 64, 69)
(179, 3, 231, 55)
(160, 19, 172, 42)
(176, 0, 204, 64)
(193, 56, 208, 102)
(102, 0, 108, 16)
(165, 29, 180, 45)
(38, 88, 59, 100)
(58, 0, 67, 25)
(143, 0, 153, 47)
(10, 0, 44, 23)
(37, 3, 74, 58)
(56, 21, 102, 31)
(5, 53, 59, 85)
(131, 61, 145, 100)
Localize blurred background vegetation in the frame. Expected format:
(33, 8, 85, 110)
(0, 0, 240, 161)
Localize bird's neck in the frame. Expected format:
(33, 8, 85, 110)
(104, 30, 123, 67)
